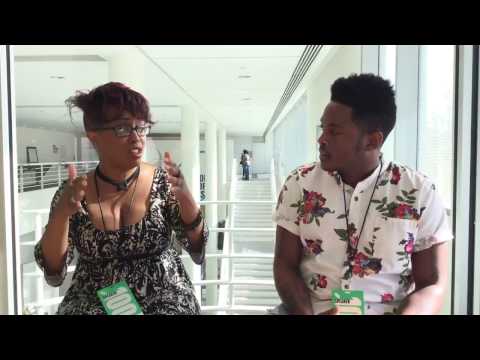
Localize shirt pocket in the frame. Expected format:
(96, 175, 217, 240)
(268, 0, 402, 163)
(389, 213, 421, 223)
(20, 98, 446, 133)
(372, 216, 418, 274)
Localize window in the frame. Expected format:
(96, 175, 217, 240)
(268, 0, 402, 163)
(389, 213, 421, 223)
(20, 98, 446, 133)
(417, 45, 455, 314)
(418, 45, 455, 210)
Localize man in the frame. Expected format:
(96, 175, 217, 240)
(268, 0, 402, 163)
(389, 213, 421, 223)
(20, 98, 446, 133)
(241, 150, 251, 180)
(273, 74, 452, 315)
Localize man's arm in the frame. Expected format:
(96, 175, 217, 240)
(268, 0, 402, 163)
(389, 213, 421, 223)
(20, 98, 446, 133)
(273, 225, 313, 315)
(398, 241, 449, 315)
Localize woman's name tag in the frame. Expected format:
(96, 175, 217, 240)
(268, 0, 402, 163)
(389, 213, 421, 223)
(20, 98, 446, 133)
(331, 288, 365, 315)
(97, 281, 143, 315)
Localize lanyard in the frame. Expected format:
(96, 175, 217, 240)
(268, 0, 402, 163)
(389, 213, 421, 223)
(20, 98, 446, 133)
(341, 158, 383, 283)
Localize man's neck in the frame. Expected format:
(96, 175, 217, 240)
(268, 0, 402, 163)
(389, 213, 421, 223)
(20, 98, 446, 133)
(338, 156, 381, 188)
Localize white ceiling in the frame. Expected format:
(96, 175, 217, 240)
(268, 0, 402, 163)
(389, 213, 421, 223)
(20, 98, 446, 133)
(13, 45, 305, 136)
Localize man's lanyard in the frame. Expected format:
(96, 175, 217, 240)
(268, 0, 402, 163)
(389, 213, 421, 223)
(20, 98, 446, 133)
(341, 158, 384, 279)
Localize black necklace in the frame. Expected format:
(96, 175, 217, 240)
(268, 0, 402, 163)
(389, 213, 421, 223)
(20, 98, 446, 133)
(342, 158, 384, 262)
(94, 168, 140, 232)
(95, 166, 140, 191)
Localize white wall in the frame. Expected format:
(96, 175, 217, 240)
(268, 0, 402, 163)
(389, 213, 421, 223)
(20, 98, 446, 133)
(79, 137, 98, 161)
(269, 45, 362, 181)
(17, 127, 77, 164)
(252, 141, 269, 174)
(273, 95, 309, 180)
(306, 45, 362, 149)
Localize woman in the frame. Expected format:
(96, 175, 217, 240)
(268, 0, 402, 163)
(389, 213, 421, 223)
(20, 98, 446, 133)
(34, 82, 208, 314)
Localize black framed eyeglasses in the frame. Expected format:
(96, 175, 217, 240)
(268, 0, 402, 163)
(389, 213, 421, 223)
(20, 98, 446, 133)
(93, 125, 151, 137)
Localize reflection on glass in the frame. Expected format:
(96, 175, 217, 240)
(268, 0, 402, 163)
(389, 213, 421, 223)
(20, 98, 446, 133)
(418, 45, 455, 209)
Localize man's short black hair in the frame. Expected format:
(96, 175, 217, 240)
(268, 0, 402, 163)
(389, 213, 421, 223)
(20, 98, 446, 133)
(330, 73, 396, 142)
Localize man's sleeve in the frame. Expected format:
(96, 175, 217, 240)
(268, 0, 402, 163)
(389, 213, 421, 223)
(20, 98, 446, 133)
(273, 170, 303, 236)
(414, 182, 453, 253)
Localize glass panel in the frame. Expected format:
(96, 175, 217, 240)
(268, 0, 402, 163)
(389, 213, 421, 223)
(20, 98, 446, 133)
(15, 46, 107, 313)
(379, 45, 397, 161)
(418, 45, 455, 314)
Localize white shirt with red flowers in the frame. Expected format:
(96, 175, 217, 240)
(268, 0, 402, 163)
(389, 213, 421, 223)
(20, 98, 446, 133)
(273, 157, 453, 315)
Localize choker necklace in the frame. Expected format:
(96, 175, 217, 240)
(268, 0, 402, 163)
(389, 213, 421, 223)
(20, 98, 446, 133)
(95, 166, 140, 191)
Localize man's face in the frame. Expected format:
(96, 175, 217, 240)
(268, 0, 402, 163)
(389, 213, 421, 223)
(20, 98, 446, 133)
(318, 101, 366, 172)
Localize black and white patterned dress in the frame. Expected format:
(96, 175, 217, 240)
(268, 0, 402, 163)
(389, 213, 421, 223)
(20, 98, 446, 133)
(34, 168, 208, 315)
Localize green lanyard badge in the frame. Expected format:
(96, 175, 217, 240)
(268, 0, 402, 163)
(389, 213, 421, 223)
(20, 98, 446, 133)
(331, 288, 365, 315)
(97, 281, 143, 315)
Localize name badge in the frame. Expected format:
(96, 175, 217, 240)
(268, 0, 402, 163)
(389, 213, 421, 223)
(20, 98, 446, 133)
(331, 288, 365, 315)
(97, 281, 143, 315)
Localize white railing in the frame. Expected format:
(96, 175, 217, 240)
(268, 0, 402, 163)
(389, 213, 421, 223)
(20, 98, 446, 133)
(18, 161, 98, 193)
(216, 157, 237, 313)
(270, 157, 277, 204)
(21, 216, 276, 315)
(20, 157, 278, 315)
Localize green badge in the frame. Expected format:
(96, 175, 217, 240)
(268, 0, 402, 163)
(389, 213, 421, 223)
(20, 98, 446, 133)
(331, 288, 365, 315)
(97, 281, 143, 315)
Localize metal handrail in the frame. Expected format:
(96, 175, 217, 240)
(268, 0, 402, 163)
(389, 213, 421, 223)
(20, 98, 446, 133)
(17, 161, 98, 193)
(20, 160, 277, 315)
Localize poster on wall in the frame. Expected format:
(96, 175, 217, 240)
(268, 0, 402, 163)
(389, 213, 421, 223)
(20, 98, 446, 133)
(200, 174, 206, 201)
(200, 148, 206, 201)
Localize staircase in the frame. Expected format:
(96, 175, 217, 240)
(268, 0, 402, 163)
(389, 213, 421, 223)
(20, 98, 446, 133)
(229, 175, 280, 312)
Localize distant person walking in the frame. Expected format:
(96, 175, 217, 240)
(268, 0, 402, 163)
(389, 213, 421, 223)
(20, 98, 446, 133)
(240, 150, 251, 180)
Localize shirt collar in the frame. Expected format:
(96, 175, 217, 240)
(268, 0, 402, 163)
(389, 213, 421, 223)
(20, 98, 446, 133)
(335, 154, 390, 192)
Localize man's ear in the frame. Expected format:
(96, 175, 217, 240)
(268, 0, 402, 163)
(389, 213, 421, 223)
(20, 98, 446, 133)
(365, 131, 384, 150)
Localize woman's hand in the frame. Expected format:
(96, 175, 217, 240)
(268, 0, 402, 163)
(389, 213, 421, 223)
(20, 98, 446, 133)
(55, 164, 88, 218)
(163, 152, 191, 200)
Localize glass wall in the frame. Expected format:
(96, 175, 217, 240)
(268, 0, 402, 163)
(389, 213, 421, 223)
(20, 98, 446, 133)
(15, 46, 109, 314)
(418, 45, 455, 209)
(273, 94, 308, 181)
(3, 44, 477, 314)
(417, 45, 456, 314)
(14, 45, 176, 313)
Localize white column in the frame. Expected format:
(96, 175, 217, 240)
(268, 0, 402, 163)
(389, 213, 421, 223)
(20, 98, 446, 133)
(226, 139, 234, 182)
(205, 121, 218, 305)
(181, 106, 200, 202)
(109, 51, 150, 161)
(109, 51, 147, 94)
(180, 105, 201, 300)
(306, 86, 323, 163)
(217, 128, 227, 220)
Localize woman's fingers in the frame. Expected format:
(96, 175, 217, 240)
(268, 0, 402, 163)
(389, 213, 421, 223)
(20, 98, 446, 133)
(70, 175, 88, 203)
(164, 151, 172, 163)
(163, 152, 177, 168)
(68, 164, 77, 180)
(166, 174, 183, 187)
(164, 165, 181, 178)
